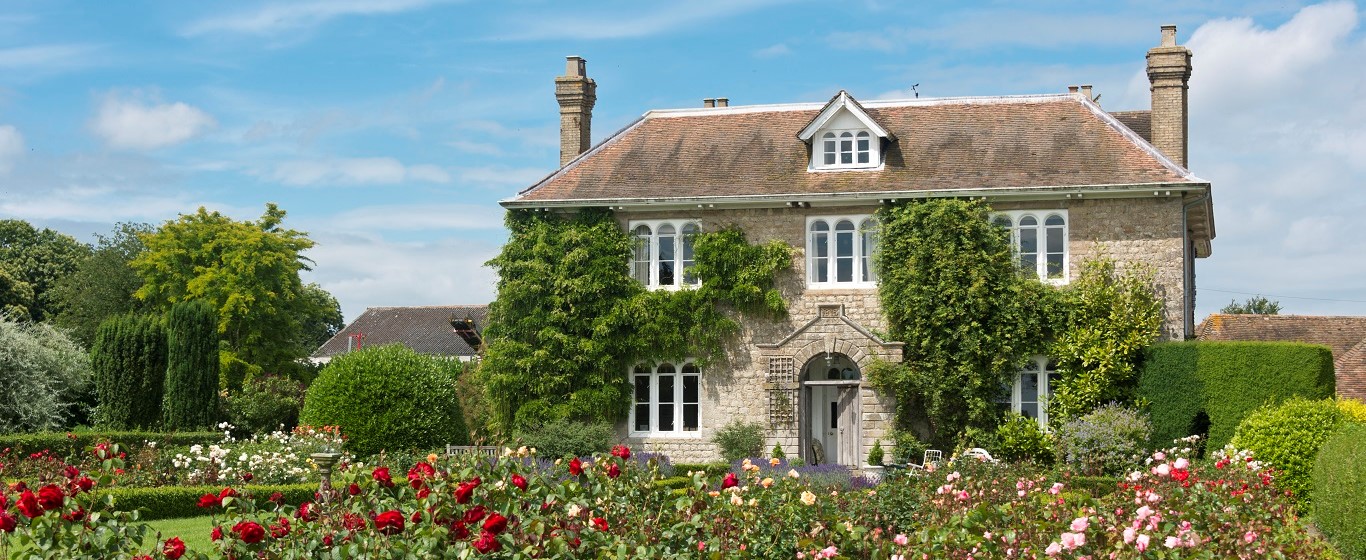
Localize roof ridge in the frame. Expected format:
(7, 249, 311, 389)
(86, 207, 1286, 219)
(644, 93, 1080, 119)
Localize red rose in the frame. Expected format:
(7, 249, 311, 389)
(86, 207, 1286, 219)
(297, 502, 318, 522)
(271, 517, 291, 538)
(17, 490, 42, 518)
(61, 507, 85, 522)
(611, 445, 631, 460)
(372, 467, 395, 488)
(454, 480, 480, 504)
(211, 525, 224, 540)
(342, 513, 366, 531)
(0, 511, 17, 533)
(75, 477, 94, 493)
(417, 487, 431, 499)
(198, 493, 221, 509)
(37, 484, 64, 510)
(569, 457, 584, 476)
(242, 472, 253, 483)
(473, 530, 502, 553)
(232, 520, 266, 544)
(607, 463, 621, 479)
(374, 510, 405, 535)
(348, 483, 361, 496)
(721, 472, 738, 489)
(63, 465, 80, 479)
(162, 537, 186, 560)
(322, 534, 334, 547)
(511, 474, 527, 492)
(1172, 469, 1190, 483)
(410, 510, 422, 524)
(463, 505, 487, 524)
(0, 492, 7, 510)
(219, 487, 237, 499)
(482, 512, 508, 535)
(408, 462, 436, 489)
(592, 517, 608, 531)
(449, 520, 470, 539)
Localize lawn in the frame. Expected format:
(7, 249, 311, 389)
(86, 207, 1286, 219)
(145, 515, 216, 555)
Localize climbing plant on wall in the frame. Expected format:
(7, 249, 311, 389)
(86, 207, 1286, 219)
(479, 208, 791, 433)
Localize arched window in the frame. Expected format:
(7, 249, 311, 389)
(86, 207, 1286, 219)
(681, 223, 699, 286)
(810, 220, 830, 284)
(839, 132, 854, 164)
(658, 223, 676, 286)
(855, 131, 871, 164)
(813, 128, 880, 170)
(860, 218, 878, 282)
(808, 215, 877, 287)
(1045, 214, 1066, 279)
(835, 219, 855, 282)
(626, 220, 701, 289)
(630, 361, 701, 436)
(992, 210, 1069, 283)
(632, 225, 651, 285)
(996, 356, 1059, 429)
(822, 132, 837, 166)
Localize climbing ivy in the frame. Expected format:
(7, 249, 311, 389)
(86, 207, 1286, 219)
(480, 208, 791, 433)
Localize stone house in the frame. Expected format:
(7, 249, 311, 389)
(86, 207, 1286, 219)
(500, 26, 1215, 466)
(1197, 314, 1366, 401)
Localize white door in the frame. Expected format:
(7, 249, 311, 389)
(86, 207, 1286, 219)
(811, 386, 841, 465)
(837, 387, 858, 466)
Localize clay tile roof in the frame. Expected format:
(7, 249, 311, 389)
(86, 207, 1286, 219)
(510, 94, 1200, 205)
(1195, 313, 1366, 401)
(312, 305, 488, 360)
(1109, 110, 1152, 143)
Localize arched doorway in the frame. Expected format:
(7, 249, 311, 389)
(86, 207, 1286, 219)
(800, 352, 861, 466)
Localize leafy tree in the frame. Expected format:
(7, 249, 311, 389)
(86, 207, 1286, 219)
(1047, 257, 1163, 423)
(163, 300, 220, 430)
(91, 313, 166, 429)
(869, 199, 1056, 447)
(52, 222, 153, 346)
(131, 204, 324, 372)
(1220, 295, 1281, 315)
(0, 266, 36, 321)
(0, 219, 91, 323)
(296, 283, 344, 355)
(0, 315, 94, 432)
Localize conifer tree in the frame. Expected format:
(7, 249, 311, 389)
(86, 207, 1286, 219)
(163, 300, 220, 430)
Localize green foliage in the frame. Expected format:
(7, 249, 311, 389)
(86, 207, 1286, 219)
(1138, 341, 1336, 450)
(996, 412, 1054, 465)
(0, 265, 36, 321)
(91, 313, 167, 430)
(51, 222, 153, 347)
(1053, 403, 1151, 476)
(1220, 295, 1281, 315)
(454, 360, 497, 443)
(1048, 256, 1162, 423)
(512, 418, 615, 459)
(1313, 422, 1366, 559)
(0, 219, 92, 323)
(481, 208, 791, 430)
(671, 462, 732, 477)
(219, 350, 261, 392)
(1230, 397, 1346, 510)
(871, 199, 1056, 447)
(888, 428, 927, 465)
(100, 483, 315, 521)
(1340, 398, 1366, 423)
(712, 419, 766, 462)
(131, 204, 333, 373)
(0, 430, 220, 460)
(0, 315, 94, 432)
(296, 282, 344, 355)
(771, 441, 786, 460)
(300, 344, 468, 456)
(867, 439, 884, 466)
(162, 300, 220, 430)
(225, 374, 306, 436)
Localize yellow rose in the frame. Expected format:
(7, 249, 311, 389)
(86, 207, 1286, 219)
(800, 491, 817, 506)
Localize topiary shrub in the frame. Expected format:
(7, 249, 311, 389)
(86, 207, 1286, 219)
(300, 344, 468, 456)
(162, 300, 219, 430)
(867, 440, 884, 466)
(711, 419, 765, 462)
(771, 442, 786, 460)
(1230, 397, 1346, 510)
(996, 412, 1054, 465)
(1313, 422, 1366, 559)
(91, 313, 166, 430)
(513, 419, 613, 460)
(1053, 403, 1151, 476)
(225, 374, 306, 436)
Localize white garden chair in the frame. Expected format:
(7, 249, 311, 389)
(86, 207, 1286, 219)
(905, 449, 944, 473)
(960, 447, 999, 464)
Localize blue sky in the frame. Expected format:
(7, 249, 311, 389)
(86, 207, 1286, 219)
(2, 1, 1364, 322)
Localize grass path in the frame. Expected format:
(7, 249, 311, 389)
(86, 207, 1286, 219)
(144, 516, 216, 554)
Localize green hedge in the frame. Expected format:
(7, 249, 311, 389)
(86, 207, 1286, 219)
(0, 431, 221, 459)
(98, 483, 316, 521)
(1138, 341, 1335, 450)
(1313, 422, 1366, 559)
(672, 463, 731, 477)
(652, 476, 694, 491)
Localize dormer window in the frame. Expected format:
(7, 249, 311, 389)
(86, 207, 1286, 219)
(798, 90, 894, 172)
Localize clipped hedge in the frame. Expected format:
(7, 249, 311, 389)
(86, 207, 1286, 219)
(672, 463, 731, 477)
(1230, 397, 1346, 511)
(1313, 422, 1366, 559)
(98, 483, 315, 521)
(0, 430, 221, 459)
(1138, 341, 1335, 450)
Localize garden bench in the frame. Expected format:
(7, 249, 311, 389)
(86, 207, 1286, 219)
(444, 445, 501, 458)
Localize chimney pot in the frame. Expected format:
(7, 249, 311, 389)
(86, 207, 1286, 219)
(1067, 85, 1079, 94)
(1080, 85, 1093, 100)
(1160, 25, 1177, 47)
(565, 56, 585, 77)
(703, 98, 715, 108)
(556, 56, 597, 167)
(716, 97, 728, 107)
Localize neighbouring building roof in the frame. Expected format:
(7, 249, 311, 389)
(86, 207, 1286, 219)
(510, 94, 1203, 205)
(312, 305, 488, 362)
(1195, 313, 1366, 401)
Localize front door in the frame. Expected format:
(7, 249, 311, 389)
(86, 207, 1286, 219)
(812, 385, 840, 463)
(802, 353, 861, 466)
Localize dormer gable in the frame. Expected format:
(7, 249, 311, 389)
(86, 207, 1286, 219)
(797, 90, 894, 172)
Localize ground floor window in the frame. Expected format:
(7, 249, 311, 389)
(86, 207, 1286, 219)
(631, 362, 700, 436)
(997, 356, 1059, 428)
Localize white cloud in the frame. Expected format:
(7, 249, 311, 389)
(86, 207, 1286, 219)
(90, 93, 217, 150)
(828, 11, 1146, 52)
(0, 44, 97, 69)
(492, 0, 789, 40)
(182, 0, 447, 37)
(454, 166, 550, 189)
(269, 157, 451, 186)
(328, 204, 504, 231)
(754, 43, 792, 58)
(0, 125, 23, 173)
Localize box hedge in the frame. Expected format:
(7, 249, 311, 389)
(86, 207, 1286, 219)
(0, 430, 222, 460)
(98, 483, 316, 521)
(1313, 422, 1366, 559)
(1137, 341, 1335, 450)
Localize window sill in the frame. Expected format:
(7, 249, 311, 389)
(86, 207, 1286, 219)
(807, 163, 885, 173)
(806, 283, 877, 291)
(641, 283, 701, 291)
(628, 432, 703, 439)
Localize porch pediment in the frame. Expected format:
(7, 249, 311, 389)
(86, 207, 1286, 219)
(757, 304, 903, 370)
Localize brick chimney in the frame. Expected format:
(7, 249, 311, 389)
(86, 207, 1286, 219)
(1146, 25, 1192, 168)
(555, 56, 596, 167)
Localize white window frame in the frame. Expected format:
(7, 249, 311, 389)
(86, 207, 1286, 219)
(1002, 356, 1058, 429)
(627, 219, 701, 290)
(629, 362, 701, 438)
(992, 209, 1069, 284)
(813, 128, 881, 171)
(806, 215, 878, 289)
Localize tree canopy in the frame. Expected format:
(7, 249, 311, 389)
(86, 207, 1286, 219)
(52, 222, 153, 346)
(1220, 295, 1281, 315)
(0, 219, 91, 323)
(130, 204, 327, 373)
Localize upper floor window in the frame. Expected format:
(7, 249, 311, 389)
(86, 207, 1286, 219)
(997, 356, 1058, 429)
(817, 129, 878, 169)
(797, 91, 893, 172)
(808, 216, 878, 288)
(993, 210, 1068, 283)
(631, 362, 700, 437)
(630, 220, 700, 290)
